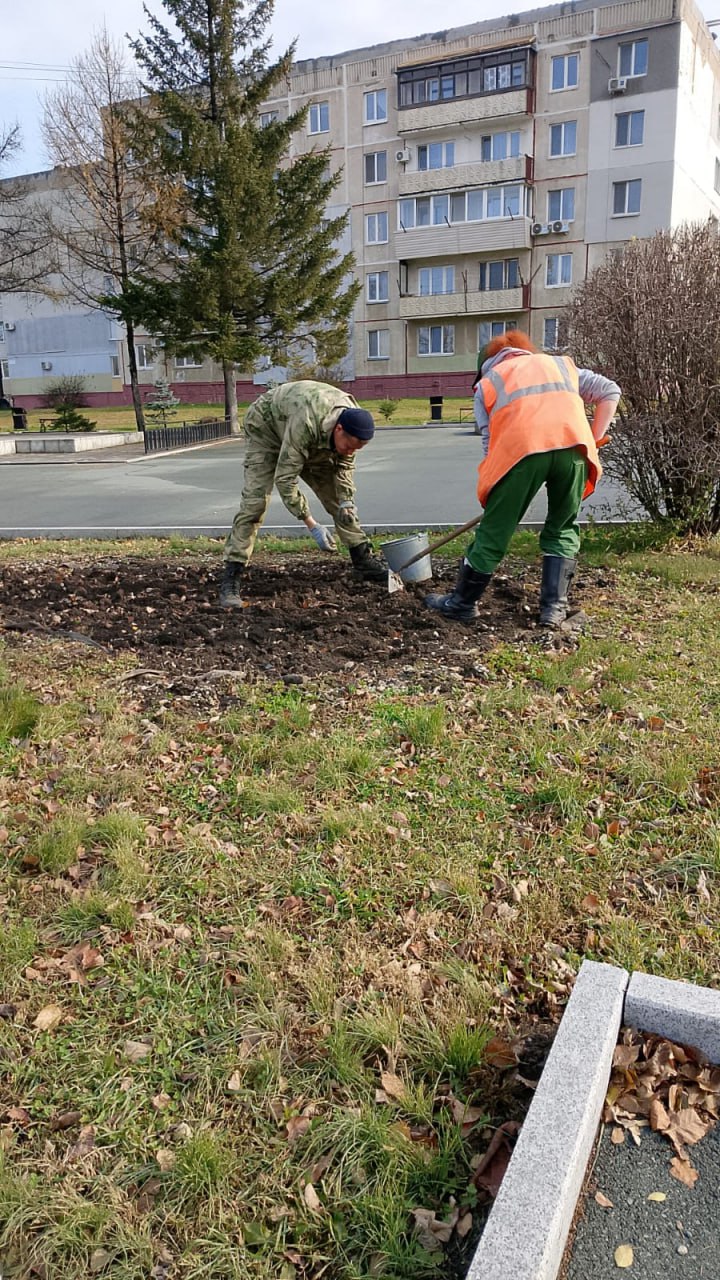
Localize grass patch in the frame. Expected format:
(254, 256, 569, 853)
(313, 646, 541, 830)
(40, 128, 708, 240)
(0, 530, 719, 1276)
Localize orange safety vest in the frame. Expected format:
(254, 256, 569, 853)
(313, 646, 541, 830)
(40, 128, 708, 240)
(477, 352, 602, 507)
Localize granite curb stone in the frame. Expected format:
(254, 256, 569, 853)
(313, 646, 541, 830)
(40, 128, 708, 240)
(625, 971, 720, 1065)
(466, 960, 629, 1280)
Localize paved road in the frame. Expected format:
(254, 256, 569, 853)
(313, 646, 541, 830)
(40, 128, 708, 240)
(0, 428, 638, 537)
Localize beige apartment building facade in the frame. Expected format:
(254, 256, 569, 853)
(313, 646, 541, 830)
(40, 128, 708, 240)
(2, 0, 720, 405)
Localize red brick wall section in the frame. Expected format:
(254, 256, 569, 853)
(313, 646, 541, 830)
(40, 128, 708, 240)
(13, 372, 476, 410)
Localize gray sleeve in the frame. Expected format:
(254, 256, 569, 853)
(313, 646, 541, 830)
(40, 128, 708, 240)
(577, 368, 621, 403)
(473, 387, 490, 459)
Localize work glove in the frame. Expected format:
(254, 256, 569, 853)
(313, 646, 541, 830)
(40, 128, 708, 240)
(310, 525, 337, 552)
(336, 500, 358, 528)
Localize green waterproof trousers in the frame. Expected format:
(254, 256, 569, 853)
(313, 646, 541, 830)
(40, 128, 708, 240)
(466, 447, 588, 575)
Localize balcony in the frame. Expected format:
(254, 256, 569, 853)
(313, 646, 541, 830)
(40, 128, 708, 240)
(399, 286, 525, 319)
(399, 155, 531, 196)
(398, 89, 531, 135)
(395, 216, 532, 260)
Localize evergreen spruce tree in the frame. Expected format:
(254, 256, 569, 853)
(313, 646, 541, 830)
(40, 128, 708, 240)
(127, 0, 360, 432)
(145, 375, 180, 427)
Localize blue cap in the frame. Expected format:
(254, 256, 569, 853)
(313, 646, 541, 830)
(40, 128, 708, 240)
(337, 407, 375, 440)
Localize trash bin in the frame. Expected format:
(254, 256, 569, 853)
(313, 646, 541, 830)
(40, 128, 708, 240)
(11, 407, 28, 432)
(429, 395, 443, 422)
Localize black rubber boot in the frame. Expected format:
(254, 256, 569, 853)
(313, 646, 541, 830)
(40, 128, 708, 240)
(349, 541, 389, 584)
(219, 561, 246, 608)
(425, 560, 492, 622)
(539, 555, 576, 627)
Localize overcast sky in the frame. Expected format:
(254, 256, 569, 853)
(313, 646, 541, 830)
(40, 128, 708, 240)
(2, 0, 717, 176)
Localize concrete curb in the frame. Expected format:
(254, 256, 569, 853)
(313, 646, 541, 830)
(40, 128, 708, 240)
(467, 961, 629, 1280)
(0, 519, 636, 541)
(625, 972, 720, 1064)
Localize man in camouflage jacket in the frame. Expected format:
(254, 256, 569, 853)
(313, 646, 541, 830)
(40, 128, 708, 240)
(220, 380, 388, 607)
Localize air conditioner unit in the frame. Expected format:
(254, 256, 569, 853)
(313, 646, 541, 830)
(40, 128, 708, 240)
(531, 221, 548, 236)
(395, 148, 411, 163)
(608, 76, 628, 94)
(4, 322, 16, 332)
(41, 361, 53, 372)
(549, 219, 570, 234)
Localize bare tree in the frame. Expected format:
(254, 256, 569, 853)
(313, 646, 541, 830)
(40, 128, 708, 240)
(41, 30, 183, 432)
(567, 222, 720, 534)
(0, 124, 54, 292)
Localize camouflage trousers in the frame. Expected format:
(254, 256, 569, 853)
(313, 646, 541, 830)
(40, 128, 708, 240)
(224, 411, 368, 566)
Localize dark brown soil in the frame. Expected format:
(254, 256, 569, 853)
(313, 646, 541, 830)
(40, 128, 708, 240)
(0, 554, 603, 685)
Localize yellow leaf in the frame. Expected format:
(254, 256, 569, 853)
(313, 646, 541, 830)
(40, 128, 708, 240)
(33, 1004, 63, 1032)
(614, 1244, 634, 1268)
(595, 1191, 614, 1209)
(227, 1071, 242, 1092)
(647, 1192, 666, 1202)
(611, 1126, 625, 1145)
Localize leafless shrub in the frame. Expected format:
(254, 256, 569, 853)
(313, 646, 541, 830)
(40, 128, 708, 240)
(567, 222, 720, 534)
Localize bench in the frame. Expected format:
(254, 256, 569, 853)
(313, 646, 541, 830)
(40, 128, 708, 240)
(38, 418, 57, 432)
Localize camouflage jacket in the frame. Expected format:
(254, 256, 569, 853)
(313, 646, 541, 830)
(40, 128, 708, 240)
(250, 380, 361, 520)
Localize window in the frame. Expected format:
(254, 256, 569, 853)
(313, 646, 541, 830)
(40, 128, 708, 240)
(481, 131, 520, 161)
(612, 178, 642, 215)
(478, 320, 511, 346)
(547, 187, 575, 222)
(309, 101, 330, 134)
(135, 344, 156, 370)
(175, 354, 202, 368)
(543, 318, 560, 350)
(367, 271, 389, 303)
(365, 211, 388, 244)
(397, 49, 529, 107)
(619, 38, 649, 78)
(551, 54, 579, 91)
(419, 266, 455, 295)
(0, 322, 4, 343)
(110, 354, 120, 377)
(479, 258, 520, 291)
(417, 142, 455, 170)
(549, 120, 577, 157)
(260, 111, 279, 128)
(715, 158, 720, 195)
(399, 183, 522, 228)
(364, 89, 387, 123)
(368, 329, 389, 359)
(546, 253, 573, 286)
(418, 325, 455, 356)
(365, 151, 387, 184)
(615, 110, 644, 147)
(1, 359, 9, 379)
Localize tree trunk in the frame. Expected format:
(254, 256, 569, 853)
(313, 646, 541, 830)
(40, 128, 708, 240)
(125, 319, 146, 433)
(223, 361, 240, 434)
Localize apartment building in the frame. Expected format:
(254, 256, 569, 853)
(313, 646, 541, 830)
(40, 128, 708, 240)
(2, 0, 720, 406)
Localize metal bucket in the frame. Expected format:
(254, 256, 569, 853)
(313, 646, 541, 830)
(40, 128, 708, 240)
(380, 532, 432, 584)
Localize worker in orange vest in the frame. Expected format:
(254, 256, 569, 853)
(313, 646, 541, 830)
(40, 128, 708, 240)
(426, 330, 620, 625)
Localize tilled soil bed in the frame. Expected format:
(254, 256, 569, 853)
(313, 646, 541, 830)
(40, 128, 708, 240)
(0, 553, 605, 684)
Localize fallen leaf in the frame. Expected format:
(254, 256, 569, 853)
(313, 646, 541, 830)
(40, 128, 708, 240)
(649, 1098, 670, 1132)
(456, 1211, 473, 1238)
(89, 1248, 111, 1273)
(581, 893, 601, 913)
(66, 1124, 95, 1161)
(33, 1005, 63, 1032)
(485, 1037, 517, 1069)
(473, 1121, 521, 1198)
(611, 1126, 626, 1145)
(286, 1116, 311, 1144)
(614, 1243, 634, 1268)
(670, 1157, 699, 1188)
(5, 1106, 31, 1126)
(49, 1109, 82, 1131)
(647, 1191, 667, 1202)
(303, 1183, 322, 1213)
(411, 1206, 459, 1251)
(227, 1071, 243, 1093)
(124, 1039, 152, 1062)
(595, 1191, 614, 1209)
(380, 1071, 407, 1103)
(156, 1148, 176, 1172)
(152, 1093, 172, 1112)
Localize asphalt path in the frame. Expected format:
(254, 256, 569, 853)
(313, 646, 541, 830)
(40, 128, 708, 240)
(0, 428, 638, 538)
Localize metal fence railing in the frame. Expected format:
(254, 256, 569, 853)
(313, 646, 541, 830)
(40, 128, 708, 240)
(143, 417, 233, 454)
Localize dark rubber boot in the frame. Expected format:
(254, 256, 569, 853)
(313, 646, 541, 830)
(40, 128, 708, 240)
(539, 555, 576, 627)
(349, 541, 389, 585)
(425, 560, 492, 622)
(219, 561, 245, 608)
